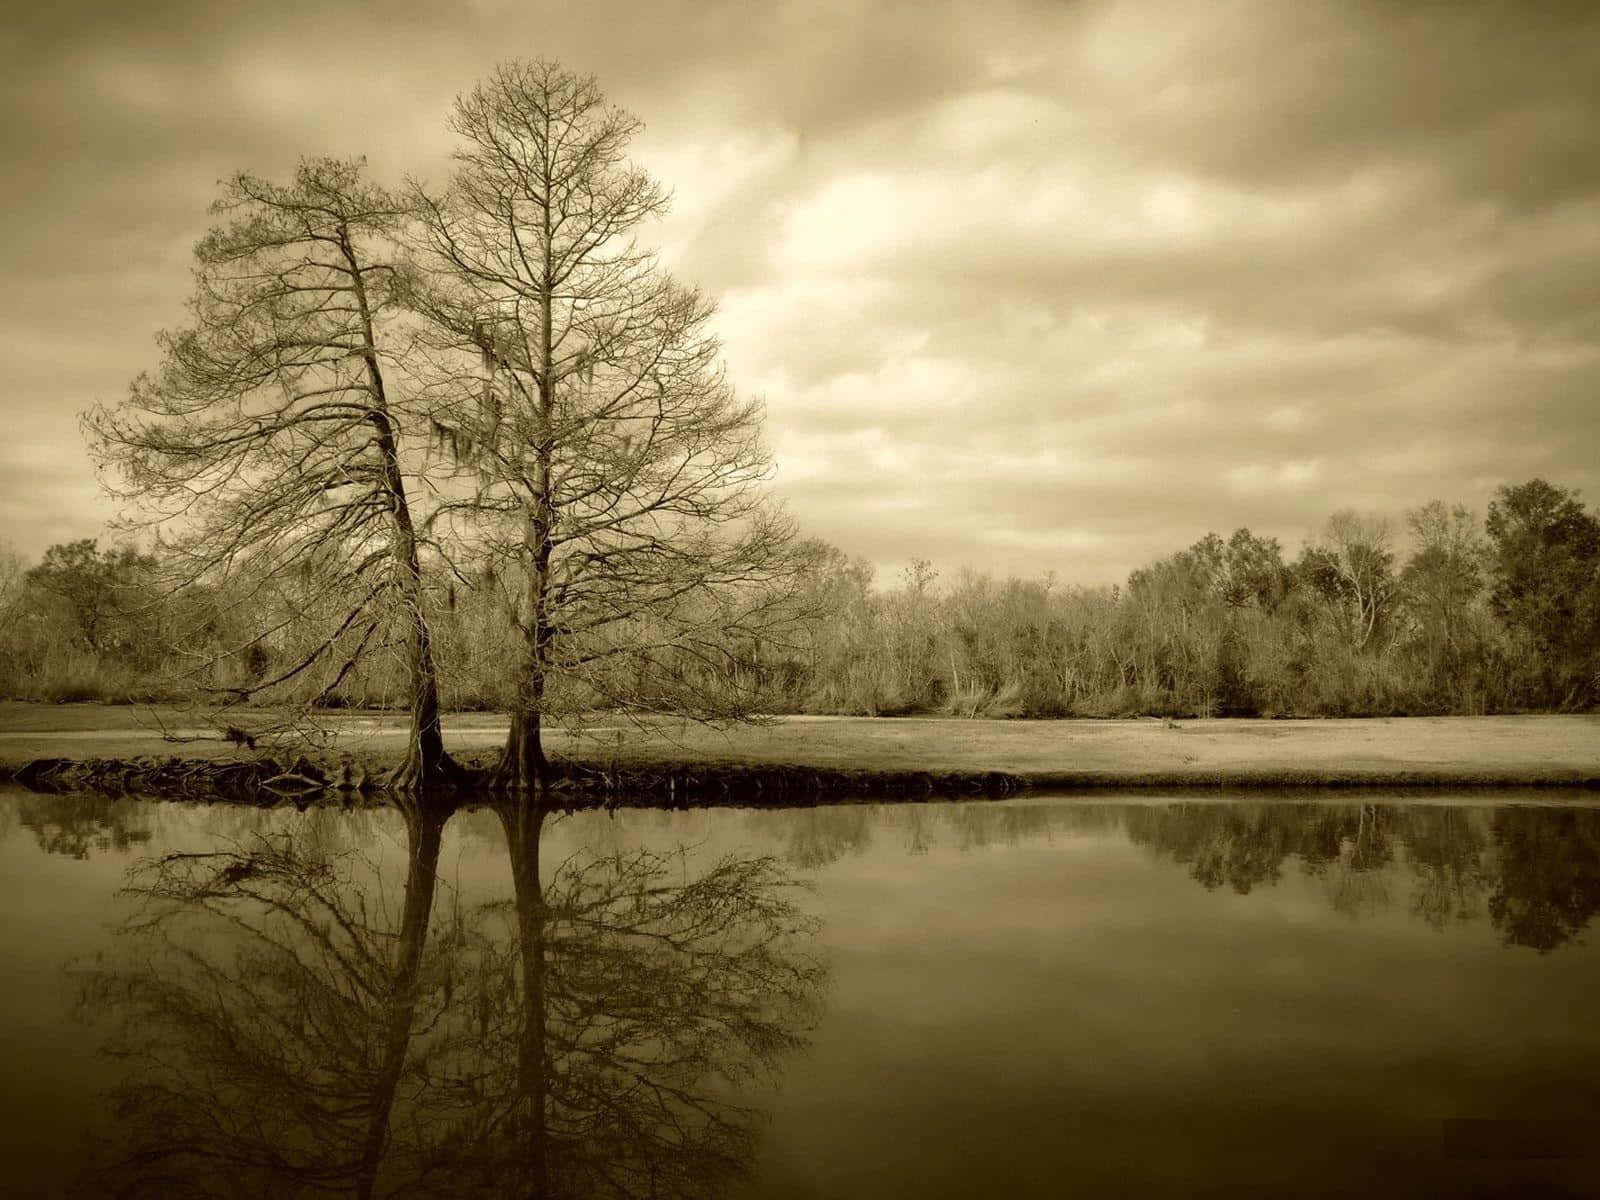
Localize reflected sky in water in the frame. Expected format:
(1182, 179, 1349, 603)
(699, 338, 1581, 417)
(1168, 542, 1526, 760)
(3, 787, 1600, 1198)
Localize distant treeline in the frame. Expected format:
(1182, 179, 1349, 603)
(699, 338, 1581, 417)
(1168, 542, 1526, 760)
(2, 476, 1596, 717)
(777, 478, 1600, 717)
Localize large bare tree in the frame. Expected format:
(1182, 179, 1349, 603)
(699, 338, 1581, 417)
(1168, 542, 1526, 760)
(86, 159, 457, 788)
(411, 61, 799, 789)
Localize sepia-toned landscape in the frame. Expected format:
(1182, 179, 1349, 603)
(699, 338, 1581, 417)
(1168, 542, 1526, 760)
(2, 1, 1598, 1196)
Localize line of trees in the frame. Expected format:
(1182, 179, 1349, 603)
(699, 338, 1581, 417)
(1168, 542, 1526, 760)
(766, 478, 1600, 717)
(4, 476, 1596, 722)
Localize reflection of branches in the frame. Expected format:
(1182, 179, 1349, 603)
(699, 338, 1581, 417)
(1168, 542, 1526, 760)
(72, 800, 454, 1198)
(760, 802, 1105, 869)
(72, 795, 826, 1199)
(1325, 804, 1395, 918)
(943, 804, 1075, 854)
(1406, 807, 1487, 931)
(420, 799, 828, 1199)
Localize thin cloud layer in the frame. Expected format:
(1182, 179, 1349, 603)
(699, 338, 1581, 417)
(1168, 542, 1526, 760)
(2, 0, 1597, 582)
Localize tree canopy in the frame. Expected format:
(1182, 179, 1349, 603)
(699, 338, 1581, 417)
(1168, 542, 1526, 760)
(87, 159, 458, 783)
(408, 61, 799, 787)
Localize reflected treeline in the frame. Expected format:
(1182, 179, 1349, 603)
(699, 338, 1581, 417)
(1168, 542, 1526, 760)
(1124, 803, 1600, 952)
(15, 790, 153, 859)
(5, 787, 400, 864)
(760, 800, 1600, 952)
(71, 794, 826, 1198)
(1487, 808, 1600, 953)
(766, 802, 1126, 866)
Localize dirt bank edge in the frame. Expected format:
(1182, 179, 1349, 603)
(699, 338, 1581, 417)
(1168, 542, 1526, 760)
(4, 753, 1596, 805)
(0, 753, 1025, 805)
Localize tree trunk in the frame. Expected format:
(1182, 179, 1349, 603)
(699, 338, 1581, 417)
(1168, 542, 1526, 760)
(497, 705, 548, 793)
(496, 214, 557, 795)
(495, 509, 552, 793)
(391, 617, 453, 791)
(345, 222, 457, 792)
(500, 800, 550, 1199)
(356, 800, 449, 1199)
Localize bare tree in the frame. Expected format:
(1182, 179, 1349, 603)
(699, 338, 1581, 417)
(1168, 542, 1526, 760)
(85, 159, 457, 787)
(1318, 511, 1397, 650)
(410, 61, 798, 789)
(0, 540, 30, 654)
(1402, 500, 1484, 654)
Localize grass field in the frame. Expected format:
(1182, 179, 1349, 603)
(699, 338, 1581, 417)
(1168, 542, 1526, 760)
(2, 703, 1596, 787)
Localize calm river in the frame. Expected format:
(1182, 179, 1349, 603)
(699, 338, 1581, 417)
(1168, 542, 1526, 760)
(3, 786, 1599, 1197)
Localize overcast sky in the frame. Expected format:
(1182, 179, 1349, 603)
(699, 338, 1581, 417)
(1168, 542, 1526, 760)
(4, 0, 1598, 584)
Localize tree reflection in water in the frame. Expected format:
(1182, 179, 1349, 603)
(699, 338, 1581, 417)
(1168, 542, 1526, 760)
(17, 790, 153, 860)
(1404, 806, 1488, 931)
(1488, 806, 1600, 952)
(72, 793, 826, 1198)
(54, 790, 1600, 1195)
(1122, 802, 1600, 949)
(762, 798, 1600, 952)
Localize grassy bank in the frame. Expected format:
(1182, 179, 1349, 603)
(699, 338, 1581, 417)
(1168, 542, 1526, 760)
(2, 704, 1597, 790)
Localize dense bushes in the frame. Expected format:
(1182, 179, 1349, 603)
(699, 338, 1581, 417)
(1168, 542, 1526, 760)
(0, 540, 172, 703)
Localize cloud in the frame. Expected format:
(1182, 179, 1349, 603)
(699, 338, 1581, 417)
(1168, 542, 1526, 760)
(1, 0, 1597, 584)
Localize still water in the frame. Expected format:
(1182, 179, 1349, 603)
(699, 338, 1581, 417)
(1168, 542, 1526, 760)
(3, 786, 1600, 1197)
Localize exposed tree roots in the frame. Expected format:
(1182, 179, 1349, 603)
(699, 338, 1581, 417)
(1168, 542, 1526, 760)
(6, 753, 1025, 808)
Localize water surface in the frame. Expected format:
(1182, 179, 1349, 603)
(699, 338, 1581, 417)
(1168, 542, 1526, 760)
(3, 787, 1599, 1197)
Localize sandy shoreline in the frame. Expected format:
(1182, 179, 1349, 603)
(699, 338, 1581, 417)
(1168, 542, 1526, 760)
(1, 703, 1595, 790)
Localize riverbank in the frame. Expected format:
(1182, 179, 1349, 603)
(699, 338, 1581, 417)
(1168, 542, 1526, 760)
(1, 704, 1596, 790)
